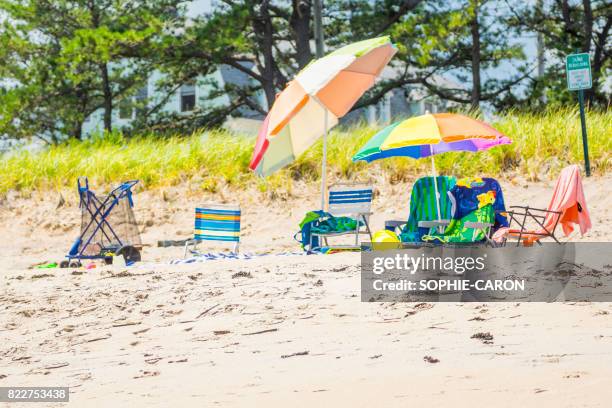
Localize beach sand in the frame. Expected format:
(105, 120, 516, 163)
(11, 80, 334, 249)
(1, 175, 612, 407)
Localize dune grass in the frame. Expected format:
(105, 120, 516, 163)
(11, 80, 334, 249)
(0, 107, 610, 197)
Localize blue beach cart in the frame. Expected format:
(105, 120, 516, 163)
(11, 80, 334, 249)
(60, 177, 142, 267)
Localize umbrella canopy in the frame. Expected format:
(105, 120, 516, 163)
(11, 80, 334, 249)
(352, 112, 511, 222)
(353, 113, 511, 162)
(249, 36, 397, 176)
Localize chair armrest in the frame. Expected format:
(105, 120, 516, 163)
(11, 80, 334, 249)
(464, 221, 493, 229)
(332, 212, 372, 219)
(418, 220, 450, 228)
(510, 205, 562, 215)
(385, 220, 406, 228)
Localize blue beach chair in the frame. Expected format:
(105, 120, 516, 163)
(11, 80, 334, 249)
(184, 203, 241, 257)
(310, 183, 373, 249)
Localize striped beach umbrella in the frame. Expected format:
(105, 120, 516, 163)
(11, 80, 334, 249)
(353, 113, 512, 220)
(249, 36, 397, 209)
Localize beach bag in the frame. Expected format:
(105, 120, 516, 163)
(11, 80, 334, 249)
(294, 210, 328, 252)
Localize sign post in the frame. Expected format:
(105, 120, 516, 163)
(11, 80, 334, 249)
(565, 53, 592, 177)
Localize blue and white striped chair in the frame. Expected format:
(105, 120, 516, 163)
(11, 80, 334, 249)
(184, 203, 241, 257)
(312, 183, 373, 248)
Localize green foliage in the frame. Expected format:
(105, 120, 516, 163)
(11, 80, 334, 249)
(506, 0, 611, 106)
(0, 0, 183, 141)
(327, 0, 528, 109)
(0, 0, 609, 142)
(1, 108, 609, 197)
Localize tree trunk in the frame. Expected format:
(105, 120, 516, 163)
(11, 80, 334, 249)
(290, 0, 313, 68)
(73, 86, 89, 140)
(536, 0, 546, 104)
(591, 19, 610, 105)
(250, 1, 283, 109)
(89, 1, 112, 132)
(581, 0, 594, 104)
(581, 0, 593, 52)
(101, 63, 113, 133)
(72, 121, 83, 140)
(470, 0, 481, 110)
(312, 0, 325, 58)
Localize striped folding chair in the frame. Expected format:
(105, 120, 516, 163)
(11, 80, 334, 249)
(385, 176, 457, 243)
(311, 183, 373, 248)
(184, 203, 241, 257)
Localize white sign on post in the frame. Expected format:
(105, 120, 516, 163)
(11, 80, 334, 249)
(565, 53, 592, 91)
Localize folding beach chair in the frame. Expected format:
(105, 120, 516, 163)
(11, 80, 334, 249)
(386, 176, 456, 244)
(310, 183, 373, 249)
(505, 206, 562, 246)
(184, 203, 241, 257)
(504, 165, 591, 246)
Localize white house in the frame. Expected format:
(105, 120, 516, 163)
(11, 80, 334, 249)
(82, 63, 264, 136)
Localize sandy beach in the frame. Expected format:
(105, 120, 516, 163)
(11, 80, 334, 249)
(1, 175, 612, 407)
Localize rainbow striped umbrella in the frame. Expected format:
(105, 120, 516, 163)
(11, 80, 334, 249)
(353, 113, 511, 220)
(249, 36, 397, 208)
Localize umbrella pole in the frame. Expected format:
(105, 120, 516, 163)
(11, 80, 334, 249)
(430, 145, 442, 223)
(321, 109, 328, 211)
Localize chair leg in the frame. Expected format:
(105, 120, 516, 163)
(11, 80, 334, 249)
(517, 208, 529, 246)
(362, 215, 373, 241)
(184, 239, 193, 258)
(484, 227, 495, 247)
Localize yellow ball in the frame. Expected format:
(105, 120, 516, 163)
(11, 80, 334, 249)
(372, 229, 401, 250)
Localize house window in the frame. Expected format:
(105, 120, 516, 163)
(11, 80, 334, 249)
(118, 98, 133, 120)
(180, 83, 196, 112)
(134, 86, 148, 118)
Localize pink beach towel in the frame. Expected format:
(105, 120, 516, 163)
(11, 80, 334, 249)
(545, 164, 591, 237)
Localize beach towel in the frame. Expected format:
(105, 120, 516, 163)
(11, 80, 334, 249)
(311, 216, 362, 234)
(420, 177, 507, 244)
(449, 177, 508, 230)
(295, 211, 362, 252)
(423, 204, 495, 243)
(400, 176, 456, 242)
(544, 165, 591, 236)
(170, 251, 306, 264)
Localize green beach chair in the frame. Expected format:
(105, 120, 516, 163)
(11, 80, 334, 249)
(386, 176, 457, 243)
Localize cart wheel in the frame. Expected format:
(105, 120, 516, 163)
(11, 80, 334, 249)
(69, 260, 82, 268)
(59, 260, 69, 268)
(116, 245, 141, 264)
